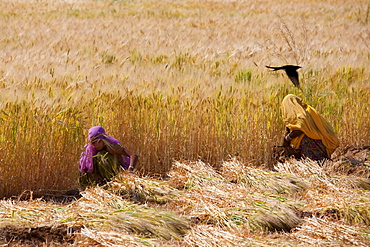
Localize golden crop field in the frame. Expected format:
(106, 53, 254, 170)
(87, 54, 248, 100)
(0, 0, 369, 197)
(0, 1, 369, 244)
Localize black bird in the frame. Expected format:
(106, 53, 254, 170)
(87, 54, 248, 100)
(266, 65, 301, 87)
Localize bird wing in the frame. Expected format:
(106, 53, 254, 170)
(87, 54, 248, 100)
(285, 70, 300, 87)
(266, 66, 283, 71)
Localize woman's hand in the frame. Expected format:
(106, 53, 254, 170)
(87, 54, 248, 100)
(93, 173, 104, 183)
(282, 137, 291, 147)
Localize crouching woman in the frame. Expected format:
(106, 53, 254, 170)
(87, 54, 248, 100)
(281, 94, 339, 162)
(78, 126, 138, 188)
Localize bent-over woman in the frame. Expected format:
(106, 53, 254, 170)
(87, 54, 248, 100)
(281, 94, 339, 162)
(78, 126, 138, 187)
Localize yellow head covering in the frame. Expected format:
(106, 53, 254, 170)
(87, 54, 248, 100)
(281, 94, 339, 157)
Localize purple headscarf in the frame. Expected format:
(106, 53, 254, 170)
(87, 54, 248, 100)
(87, 126, 121, 143)
(79, 126, 130, 173)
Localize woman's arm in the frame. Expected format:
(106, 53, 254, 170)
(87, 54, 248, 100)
(123, 147, 138, 171)
(107, 143, 138, 171)
(282, 129, 304, 147)
(285, 129, 304, 141)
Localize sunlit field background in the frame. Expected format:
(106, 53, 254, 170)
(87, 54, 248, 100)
(1, 0, 370, 246)
(0, 0, 369, 198)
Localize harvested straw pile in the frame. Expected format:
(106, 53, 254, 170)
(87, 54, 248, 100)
(165, 160, 302, 232)
(291, 217, 370, 246)
(108, 173, 180, 204)
(275, 159, 370, 227)
(66, 188, 189, 240)
(220, 158, 308, 194)
(0, 187, 189, 246)
(167, 160, 225, 189)
(1, 158, 370, 246)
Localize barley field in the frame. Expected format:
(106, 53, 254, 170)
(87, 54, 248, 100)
(0, 0, 369, 245)
(1, 0, 369, 197)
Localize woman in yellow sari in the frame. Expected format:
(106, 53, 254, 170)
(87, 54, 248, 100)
(281, 94, 339, 162)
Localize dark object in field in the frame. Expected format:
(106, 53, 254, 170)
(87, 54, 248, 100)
(266, 65, 301, 87)
(0, 225, 81, 246)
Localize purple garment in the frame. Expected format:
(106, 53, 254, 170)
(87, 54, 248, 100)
(121, 156, 131, 170)
(79, 126, 130, 173)
(79, 143, 96, 173)
(88, 126, 120, 143)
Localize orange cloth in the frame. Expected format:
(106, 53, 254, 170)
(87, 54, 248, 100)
(281, 94, 339, 157)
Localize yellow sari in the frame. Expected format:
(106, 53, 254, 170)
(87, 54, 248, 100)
(281, 94, 339, 158)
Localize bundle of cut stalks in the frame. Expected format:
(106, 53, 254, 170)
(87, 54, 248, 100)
(176, 224, 302, 247)
(66, 188, 189, 239)
(291, 217, 370, 246)
(275, 159, 370, 191)
(165, 160, 302, 232)
(167, 160, 224, 189)
(221, 158, 308, 194)
(180, 225, 252, 246)
(275, 159, 370, 227)
(2, 158, 370, 246)
(0, 187, 189, 246)
(0, 198, 61, 228)
(77, 227, 156, 246)
(108, 173, 180, 204)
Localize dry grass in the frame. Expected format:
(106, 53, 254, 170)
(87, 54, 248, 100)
(165, 160, 303, 232)
(108, 173, 180, 204)
(291, 217, 370, 246)
(275, 159, 370, 227)
(220, 158, 308, 194)
(1, 158, 370, 246)
(0, 186, 189, 246)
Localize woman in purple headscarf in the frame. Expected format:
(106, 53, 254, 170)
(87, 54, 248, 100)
(78, 126, 138, 187)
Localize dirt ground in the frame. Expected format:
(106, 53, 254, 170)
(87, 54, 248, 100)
(0, 225, 81, 246)
(1, 146, 369, 246)
(333, 145, 370, 165)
